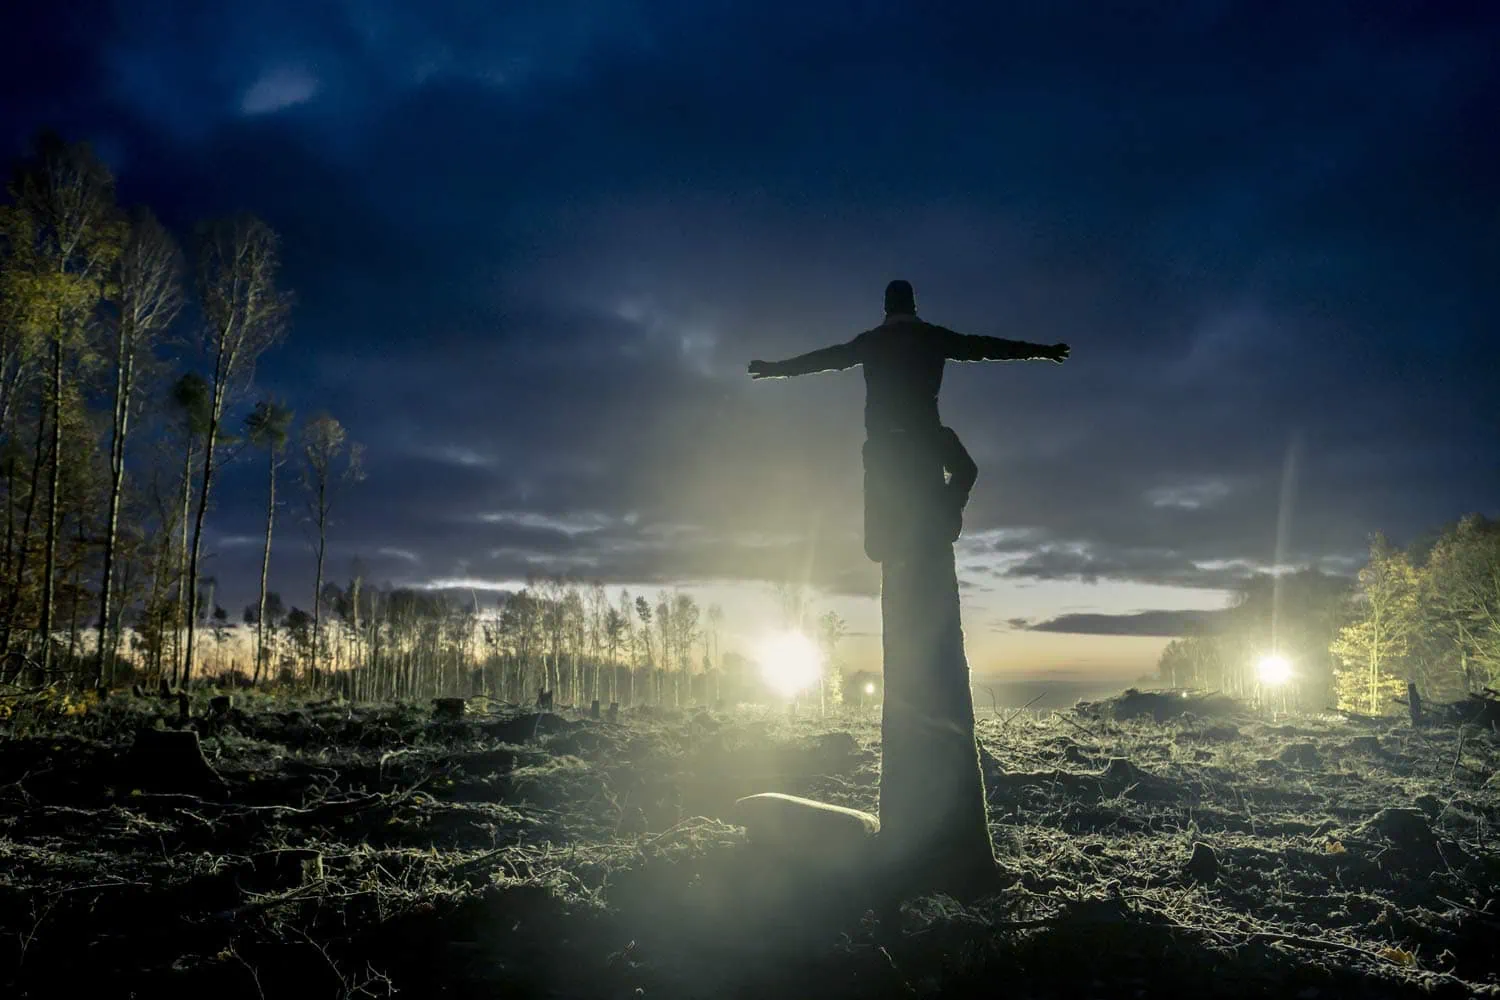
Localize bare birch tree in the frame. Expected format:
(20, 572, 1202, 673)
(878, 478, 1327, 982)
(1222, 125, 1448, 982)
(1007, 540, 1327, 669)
(297, 412, 363, 682)
(182, 215, 287, 687)
(95, 209, 181, 687)
(245, 399, 293, 684)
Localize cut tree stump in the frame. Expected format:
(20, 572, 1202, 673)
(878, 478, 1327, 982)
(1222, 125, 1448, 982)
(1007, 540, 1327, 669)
(1185, 841, 1220, 883)
(590, 699, 601, 720)
(124, 728, 227, 796)
(432, 697, 466, 720)
(1407, 682, 1424, 728)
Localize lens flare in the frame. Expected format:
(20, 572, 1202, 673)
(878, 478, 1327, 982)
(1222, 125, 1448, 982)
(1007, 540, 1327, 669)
(1257, 655, 1292, 686)
(864, 682, 876, 695)
(756, 631, 822, 698)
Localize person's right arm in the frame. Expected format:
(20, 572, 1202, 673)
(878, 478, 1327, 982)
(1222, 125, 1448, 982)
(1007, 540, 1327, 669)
(748, 336, 864, 378)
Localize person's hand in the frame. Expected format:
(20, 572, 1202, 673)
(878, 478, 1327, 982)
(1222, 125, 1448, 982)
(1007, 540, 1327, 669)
(1048, 343, 1071, 364)
(748, 360, 774, 379)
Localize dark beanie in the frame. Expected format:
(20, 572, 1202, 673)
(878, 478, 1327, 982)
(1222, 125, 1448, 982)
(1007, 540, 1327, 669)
(884, 279, 916, 315)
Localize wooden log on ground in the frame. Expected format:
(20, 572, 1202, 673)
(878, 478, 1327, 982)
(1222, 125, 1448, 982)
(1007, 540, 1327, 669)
(732, 792, 879, 872)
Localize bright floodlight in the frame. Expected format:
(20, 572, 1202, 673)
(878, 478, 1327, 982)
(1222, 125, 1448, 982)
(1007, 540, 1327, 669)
(864, 682, 876, 695)
(757, 631, 822, 698)
(1257, 654, 1292, 686)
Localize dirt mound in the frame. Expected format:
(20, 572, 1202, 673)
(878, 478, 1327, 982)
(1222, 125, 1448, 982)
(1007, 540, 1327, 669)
(1075, 688, 1246, 723)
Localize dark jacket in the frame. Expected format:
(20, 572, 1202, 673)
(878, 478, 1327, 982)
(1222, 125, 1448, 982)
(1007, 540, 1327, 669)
(759, 314, 1056, 435)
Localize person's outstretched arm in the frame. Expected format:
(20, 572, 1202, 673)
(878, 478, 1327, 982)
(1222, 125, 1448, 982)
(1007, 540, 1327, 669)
(748, 337, 863, 379)
(938, 326, 1069, 365)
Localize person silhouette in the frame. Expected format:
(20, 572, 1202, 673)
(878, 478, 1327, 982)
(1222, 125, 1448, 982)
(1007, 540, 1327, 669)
(749, 279, 1068, 561)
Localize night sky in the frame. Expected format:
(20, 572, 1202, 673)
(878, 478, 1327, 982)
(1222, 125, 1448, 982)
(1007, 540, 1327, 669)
(5, 1, 1497, 682)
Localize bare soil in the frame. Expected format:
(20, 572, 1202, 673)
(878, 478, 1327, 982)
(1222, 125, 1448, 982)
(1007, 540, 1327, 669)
(1, 692, 1497, 999)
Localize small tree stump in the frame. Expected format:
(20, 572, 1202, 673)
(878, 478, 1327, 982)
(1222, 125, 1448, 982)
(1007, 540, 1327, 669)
(607, 702, 620, 724)
(432, 697, 466, 720)
(125, 728, 226, 796)
(1184, 841, 1219, 883)
(210, 695, 233, 716)
(590, 699, 601, 720)
(1407, 682, 1424, 728)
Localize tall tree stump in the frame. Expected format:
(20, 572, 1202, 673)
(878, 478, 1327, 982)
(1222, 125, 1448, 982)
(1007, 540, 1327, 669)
(869, 429, 996, 891)
(878, 537, 995, 885)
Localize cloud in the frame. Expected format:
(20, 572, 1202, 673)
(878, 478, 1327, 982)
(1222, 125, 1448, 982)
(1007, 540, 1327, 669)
(1024, 609, 1236, 637)
(241, 67, 319, 115)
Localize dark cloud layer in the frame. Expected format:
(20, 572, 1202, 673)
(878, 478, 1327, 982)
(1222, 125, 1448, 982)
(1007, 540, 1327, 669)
(4, 1, 1497, 614)
(1023, 609, 1235, 638)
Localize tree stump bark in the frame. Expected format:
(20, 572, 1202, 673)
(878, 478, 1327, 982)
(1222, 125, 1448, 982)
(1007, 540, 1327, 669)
(877, 541, 995, 883)
(432, 697, 466, 720)
(125, 728, 227, 796)
(867, 428, 996, 891)
(590, 699, 601, 720)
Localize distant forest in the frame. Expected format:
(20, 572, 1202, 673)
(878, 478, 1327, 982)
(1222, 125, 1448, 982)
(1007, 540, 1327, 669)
(1155, 516, 1500, 715)
(0, 133, 859, 709)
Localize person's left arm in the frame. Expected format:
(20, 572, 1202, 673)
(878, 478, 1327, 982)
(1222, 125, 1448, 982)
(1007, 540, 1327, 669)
(938, 326, 1069, 364)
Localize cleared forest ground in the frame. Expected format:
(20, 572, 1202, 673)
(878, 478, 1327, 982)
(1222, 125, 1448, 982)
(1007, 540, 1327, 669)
(1, 693, 1498, 999)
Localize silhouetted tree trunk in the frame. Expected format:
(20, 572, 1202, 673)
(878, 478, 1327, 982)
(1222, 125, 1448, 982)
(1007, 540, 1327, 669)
(96, 211, 180, 688)
(298, 413, 362, 685)
(39, 340, 64, 674)
(0, 407, 47, 671)
(255, 455, 274, 685)
(182, 216, 287, 688)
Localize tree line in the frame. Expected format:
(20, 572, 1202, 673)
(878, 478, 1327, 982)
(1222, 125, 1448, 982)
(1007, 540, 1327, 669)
(206, 572, 863, 712)
(0, 131, 362, 693)
(1156, 514, 1500, 714)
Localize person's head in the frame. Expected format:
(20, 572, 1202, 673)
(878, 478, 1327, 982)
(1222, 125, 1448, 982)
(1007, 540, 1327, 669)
(884, 279, 916, 317)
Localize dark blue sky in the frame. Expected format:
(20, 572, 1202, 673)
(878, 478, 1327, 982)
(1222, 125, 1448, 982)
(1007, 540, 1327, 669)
(4, 1, 1497, 673)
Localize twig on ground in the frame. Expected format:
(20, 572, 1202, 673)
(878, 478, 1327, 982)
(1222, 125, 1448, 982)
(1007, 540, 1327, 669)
(1002, 693, 1048, 729)
(1450, 730, 1468, 782)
